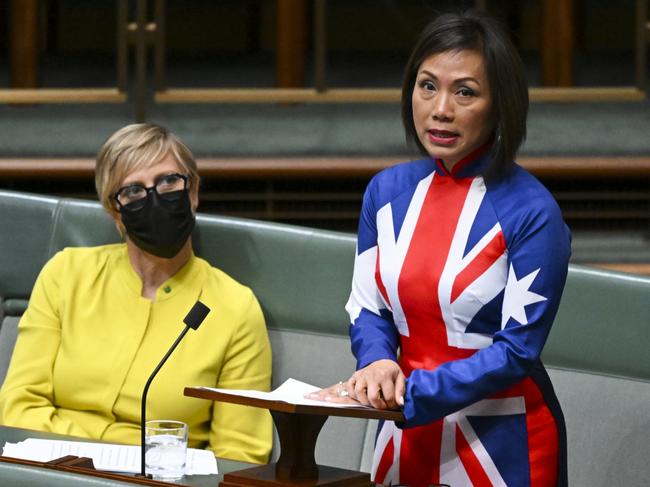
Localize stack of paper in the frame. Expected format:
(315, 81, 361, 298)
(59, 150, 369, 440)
(2, 438, 218, 475)
(197, 377, 372, 408)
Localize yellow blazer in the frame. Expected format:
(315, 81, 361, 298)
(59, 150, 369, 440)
(0, 244, 272, 464)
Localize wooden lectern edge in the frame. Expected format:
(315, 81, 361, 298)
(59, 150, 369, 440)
(183, 387, 389, 486)
(0, 455, 191, 486)
(183, 387, 404, 422)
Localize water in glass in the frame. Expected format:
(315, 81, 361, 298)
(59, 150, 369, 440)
(145, 420, 188, 480)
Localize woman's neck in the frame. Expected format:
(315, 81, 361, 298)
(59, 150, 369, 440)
(125, 238, 193, 300)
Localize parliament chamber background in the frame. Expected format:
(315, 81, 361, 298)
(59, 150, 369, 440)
(0, 0, 649, 274)
(0, 1, 649, 486)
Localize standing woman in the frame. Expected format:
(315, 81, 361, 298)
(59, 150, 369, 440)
(312, 11, 570, 487)
(0, 124, 273, 464)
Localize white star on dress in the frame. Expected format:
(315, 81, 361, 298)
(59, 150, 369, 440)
(501, 264, 547, 328)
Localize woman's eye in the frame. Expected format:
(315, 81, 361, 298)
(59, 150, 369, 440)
(457, 87, 475, 97)
(158, 174, 182, 188)
(124, 185, 144, 197)
(420, 80, 435, 91)
(160, 175, 176, 185)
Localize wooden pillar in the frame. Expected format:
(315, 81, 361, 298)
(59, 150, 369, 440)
(134, 0, 148, 122)
(541, 0, 575, 86)
(313, 0, 326, 92)
(10, 0, 40, 88)
(276, 0, 307, 88)
(635, 0, 647, 92)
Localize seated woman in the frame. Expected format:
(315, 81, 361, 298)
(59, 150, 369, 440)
(0, 123, 272, 464)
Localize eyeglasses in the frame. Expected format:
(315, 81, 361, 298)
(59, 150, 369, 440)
(112, 172, 189, 210)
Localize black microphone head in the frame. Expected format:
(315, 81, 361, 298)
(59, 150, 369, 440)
(184, 301, 210, 330)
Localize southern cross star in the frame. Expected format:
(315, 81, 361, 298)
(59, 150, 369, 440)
(501, 264, 547, 328)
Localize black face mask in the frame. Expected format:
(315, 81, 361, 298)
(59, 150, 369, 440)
(119, 189, 195, 259)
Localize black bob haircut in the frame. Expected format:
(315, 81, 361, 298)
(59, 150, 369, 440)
(401, 10, 528, 179)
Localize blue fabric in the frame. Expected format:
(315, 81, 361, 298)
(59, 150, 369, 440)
(350, 160, 570, 425)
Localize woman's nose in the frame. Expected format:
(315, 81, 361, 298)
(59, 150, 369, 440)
(432, 93, 453, 121)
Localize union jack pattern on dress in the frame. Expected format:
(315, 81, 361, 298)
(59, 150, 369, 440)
(347, 150, 570, 487)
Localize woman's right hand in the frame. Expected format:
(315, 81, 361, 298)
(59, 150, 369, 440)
(348, 359, 405, 410)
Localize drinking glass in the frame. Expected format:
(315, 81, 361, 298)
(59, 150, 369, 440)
(145, 420, 188, 480)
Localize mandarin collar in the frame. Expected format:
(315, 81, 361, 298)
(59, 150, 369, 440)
(433, 140, 493, 179)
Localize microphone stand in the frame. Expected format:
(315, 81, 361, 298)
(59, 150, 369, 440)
(138, 300, 210, 478)
(138, 325, 191, 478)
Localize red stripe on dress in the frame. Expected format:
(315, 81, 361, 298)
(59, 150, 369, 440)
(375, 246, 391, 308)
(450, 230, 506, 303)
(400, 421, 443, 487)
(456, 424, 493, 486)
(491, 378, 559, 486)
(399, 174, 475, 373)
(373, 435, 394, 484)
(523, 380, 559, 487)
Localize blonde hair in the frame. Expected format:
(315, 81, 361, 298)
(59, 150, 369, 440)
(95, 123, 199, 218)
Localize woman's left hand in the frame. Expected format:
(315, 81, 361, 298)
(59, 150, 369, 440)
(305, 382, 362, 405)
(306, 359, 405, 410)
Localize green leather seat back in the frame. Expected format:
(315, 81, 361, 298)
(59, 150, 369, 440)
(0, 192, 120, 315)
(0, 193, 59, 305)
(49, 198, 120, 250)
(547, 368, 650, 486)
(543, 265, 650, 381)
(193, 215, 355, 336)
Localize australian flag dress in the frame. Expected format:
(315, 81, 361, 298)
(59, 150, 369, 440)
(347, 148, 571, 487)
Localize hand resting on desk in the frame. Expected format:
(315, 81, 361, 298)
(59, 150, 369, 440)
(306, 359, 404, 410)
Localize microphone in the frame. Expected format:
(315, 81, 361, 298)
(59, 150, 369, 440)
(138, 301, 211, 478)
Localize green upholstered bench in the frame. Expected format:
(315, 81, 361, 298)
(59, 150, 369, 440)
(0, 190, 371, 472)
(543, 266, 650, 486)
(1, 189, 649, 485)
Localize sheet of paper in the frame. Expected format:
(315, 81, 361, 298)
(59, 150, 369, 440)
(196, 377, 373, 409)
(1, 438, 218, 475)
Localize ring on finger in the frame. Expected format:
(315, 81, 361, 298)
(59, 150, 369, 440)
(337, 381, 349, 398)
